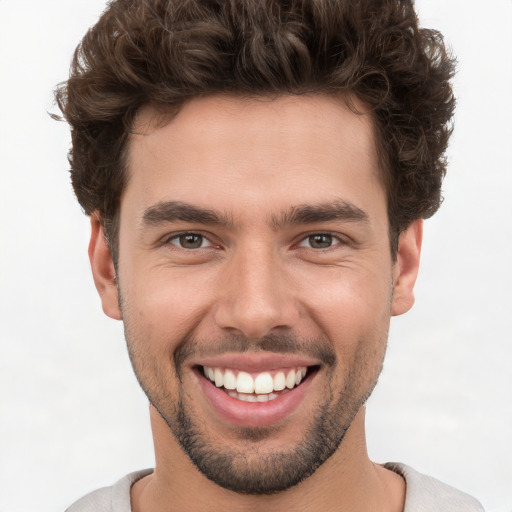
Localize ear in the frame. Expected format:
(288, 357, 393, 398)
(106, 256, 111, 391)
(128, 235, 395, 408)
(88, 214, 122, 320)
(391, 219, 423, 317)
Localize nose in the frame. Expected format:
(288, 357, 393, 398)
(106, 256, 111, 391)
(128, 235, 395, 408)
(213, 246, 301, 339)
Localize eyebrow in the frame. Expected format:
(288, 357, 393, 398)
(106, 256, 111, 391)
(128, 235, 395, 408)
(271, 200, 369, 229)
(142, 201, 234, 228)
(141, 199, 369, 230)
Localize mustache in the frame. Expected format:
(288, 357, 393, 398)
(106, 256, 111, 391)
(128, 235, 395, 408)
(174, 332, 336, 372)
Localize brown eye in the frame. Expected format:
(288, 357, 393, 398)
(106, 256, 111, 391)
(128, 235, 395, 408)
(307, 234, 333, 249)
(170, 233, 207, 249)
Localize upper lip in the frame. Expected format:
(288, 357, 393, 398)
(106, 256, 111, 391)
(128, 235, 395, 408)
(192, 353, 321, 372)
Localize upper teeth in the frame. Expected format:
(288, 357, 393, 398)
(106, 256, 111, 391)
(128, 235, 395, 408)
(203, 366, 308, 394)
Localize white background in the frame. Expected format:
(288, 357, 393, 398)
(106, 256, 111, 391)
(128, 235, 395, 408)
(0, 1, 511, 510)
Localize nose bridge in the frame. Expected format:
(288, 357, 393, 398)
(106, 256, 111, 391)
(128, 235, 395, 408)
(214, 241, 298, 338)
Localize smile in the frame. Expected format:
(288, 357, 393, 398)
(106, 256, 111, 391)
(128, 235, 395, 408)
(195, 361, 319, 427)
(202, 366, 308, 402)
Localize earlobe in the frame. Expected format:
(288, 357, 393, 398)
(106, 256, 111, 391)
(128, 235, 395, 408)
(391, 219, 423, 317)
(88, 214, 122, 320)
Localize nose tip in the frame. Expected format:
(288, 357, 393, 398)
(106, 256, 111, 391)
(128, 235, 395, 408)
(213, 255, 300, 339)
(218, 297, 293, 340)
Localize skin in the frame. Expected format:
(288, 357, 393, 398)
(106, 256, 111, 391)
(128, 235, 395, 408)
(89, 94, 422, 511)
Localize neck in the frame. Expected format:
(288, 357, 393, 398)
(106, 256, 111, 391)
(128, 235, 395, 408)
(131, 406, 405, 512)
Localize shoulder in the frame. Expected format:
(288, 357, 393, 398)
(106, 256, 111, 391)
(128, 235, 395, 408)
(65, 469, 153, 512)
(384, 462, 485, 512)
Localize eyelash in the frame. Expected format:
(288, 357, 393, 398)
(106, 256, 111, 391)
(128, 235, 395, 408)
(300, 232, 344, 248)
(165, 232, 215, 250)
(164, 231, 345, 251)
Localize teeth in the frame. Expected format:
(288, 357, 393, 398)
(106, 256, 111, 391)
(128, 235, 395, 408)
(254, 372, 273, 394)
(228, 390, 280, 402)
(203, 366, 309, 397)
(285, 369, 296, 389)
(223, 369, 236, 390)
(214, 368, 223, 387)
(273, 371, 286, 391)
(236, 371, 254, 393)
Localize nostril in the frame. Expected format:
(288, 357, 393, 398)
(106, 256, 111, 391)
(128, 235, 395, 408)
(212, 271, 301, 338)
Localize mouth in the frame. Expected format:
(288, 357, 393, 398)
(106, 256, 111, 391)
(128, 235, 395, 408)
(193, 361, 320, 427)
(200, 365, 317, 401)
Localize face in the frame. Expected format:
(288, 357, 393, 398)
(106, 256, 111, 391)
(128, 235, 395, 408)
(90, 94, 421, 494)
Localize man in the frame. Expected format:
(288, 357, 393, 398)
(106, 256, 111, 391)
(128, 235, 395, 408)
(57, 0, 484, 510)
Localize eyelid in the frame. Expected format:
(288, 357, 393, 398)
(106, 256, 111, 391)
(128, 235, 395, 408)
(295, 231, 347, 249)
(159, 230, 348, 250)
(163, 230, 218, 249)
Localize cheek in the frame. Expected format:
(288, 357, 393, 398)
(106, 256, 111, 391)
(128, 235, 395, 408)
(308, 270, 391, 400)
(121, 292, 183, 401)
(299, 265, 393, 350)
(120, 268, 216, 347)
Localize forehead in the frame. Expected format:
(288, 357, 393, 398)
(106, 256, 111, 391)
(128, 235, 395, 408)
(123, 94, 385, 225)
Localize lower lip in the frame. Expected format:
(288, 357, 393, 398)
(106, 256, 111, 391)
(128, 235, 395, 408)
(196, 370, 315, 427)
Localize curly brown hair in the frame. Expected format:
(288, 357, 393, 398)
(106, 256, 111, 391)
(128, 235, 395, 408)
(55, 0, 456, 263)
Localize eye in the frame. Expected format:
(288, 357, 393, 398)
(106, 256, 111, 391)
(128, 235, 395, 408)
(298, 233, 340, 249)
(168, 233, 212, 249)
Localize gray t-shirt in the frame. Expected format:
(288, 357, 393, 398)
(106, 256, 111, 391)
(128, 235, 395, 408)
(66, 463, 484, 511)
